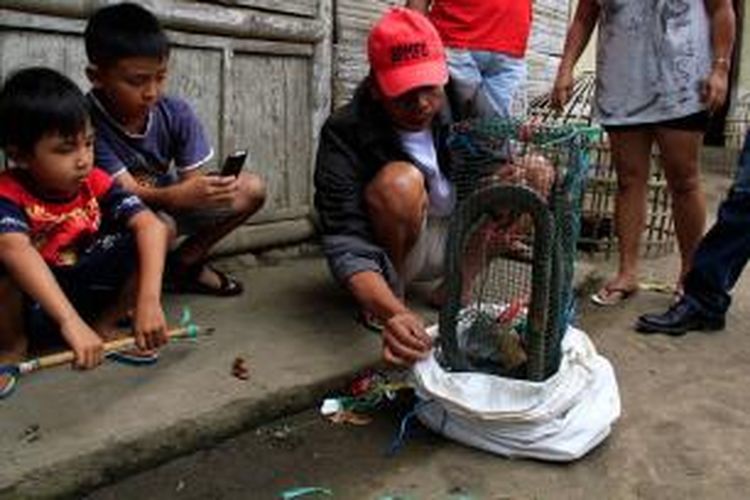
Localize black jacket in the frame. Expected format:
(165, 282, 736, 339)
(314, 80, 453, 288)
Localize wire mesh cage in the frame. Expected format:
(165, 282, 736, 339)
(437, 119, 594, 381)
(578, 143, 675, 258)
(716, 97, 750, 177)
(529, 71, 676, 259)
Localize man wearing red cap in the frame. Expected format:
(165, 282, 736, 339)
(314, 8, 453, 366)
(408, 0, 531, 118)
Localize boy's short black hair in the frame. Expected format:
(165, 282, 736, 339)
(84, 2, 170, 66)
(0, 67, 89, 153)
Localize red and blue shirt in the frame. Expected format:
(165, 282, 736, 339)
(0, 168, 145, 267)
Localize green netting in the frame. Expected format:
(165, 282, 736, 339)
(437, 119, 595, 381)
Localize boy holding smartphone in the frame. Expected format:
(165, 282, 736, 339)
(84, 3, 266, 296)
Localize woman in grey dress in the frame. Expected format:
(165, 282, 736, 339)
(552, 0, 735, 306)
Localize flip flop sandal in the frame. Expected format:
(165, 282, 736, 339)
(356, 310, 384, 333)
(167, 262, 244, 297)
(590, 286, 637, 307)
(190, 265, 243, 296)
(0, 373, 18, 399)
(107, 349, 160, 366)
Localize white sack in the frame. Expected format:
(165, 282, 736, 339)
(411, 325, 621, 461)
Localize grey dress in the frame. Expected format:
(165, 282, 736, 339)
(594, 0, 712, 126)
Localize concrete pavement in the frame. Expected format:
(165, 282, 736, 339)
(0, 167, 737, 499)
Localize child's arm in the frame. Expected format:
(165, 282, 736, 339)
(127, 209, 170, 350)
(116, 169, 239, 212)
(0, 233, 104, 368)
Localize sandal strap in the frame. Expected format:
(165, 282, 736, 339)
(205, 264, 243, 295)
(0, 374, 18, 399)
(165, 256, 243, 296)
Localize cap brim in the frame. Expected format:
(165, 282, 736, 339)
(375, 61, 449, 98)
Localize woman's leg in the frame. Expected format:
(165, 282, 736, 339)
(602, 128, 655, 297)
(654, 127, 707, 288)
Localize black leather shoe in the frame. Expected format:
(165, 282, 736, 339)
(636, 299, 725, 336)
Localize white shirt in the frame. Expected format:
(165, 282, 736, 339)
(398, 129, 456, 217)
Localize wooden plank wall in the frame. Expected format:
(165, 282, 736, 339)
(212, 0, 319, 18)
(333, 0, 572, 110)
(333, 0, 400, 109)
(527, 0, 569, 100)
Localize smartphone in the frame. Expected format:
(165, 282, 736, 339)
(220, 149, 248, 177)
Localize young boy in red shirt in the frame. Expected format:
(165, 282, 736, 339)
(0, 68, 170, 398)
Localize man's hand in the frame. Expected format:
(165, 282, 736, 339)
(133, 298, 168, 351)
(702, 66, 729, 114)
(382, 311, 432, 366)
(60, 317, 104, 369)
(171, 174, 239, 210)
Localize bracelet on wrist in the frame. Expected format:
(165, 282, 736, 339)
(713, 57, 730, 69)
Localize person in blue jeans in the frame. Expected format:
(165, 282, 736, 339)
(637, 131, 750, 335)
(407, 0, 531, 118)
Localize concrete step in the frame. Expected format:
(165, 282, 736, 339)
(0, 258, 397, 498)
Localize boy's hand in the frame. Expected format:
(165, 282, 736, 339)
(382, 311, 432, 366)
(172, 175, 239, 210)
(133, 299, 168, 351)
(60, 317, 104, 369)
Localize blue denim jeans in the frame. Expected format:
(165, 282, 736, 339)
(684, 131, 750, 318)
(445, 48, 526, 119)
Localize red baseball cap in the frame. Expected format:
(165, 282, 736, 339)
(367, 7, 448, 98)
